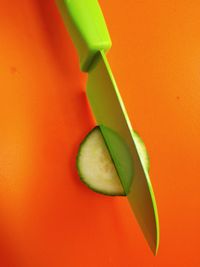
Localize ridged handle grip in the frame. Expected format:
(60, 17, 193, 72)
(57, 0, 112, 72)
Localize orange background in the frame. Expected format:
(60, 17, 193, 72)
(0, 0, 200, 266)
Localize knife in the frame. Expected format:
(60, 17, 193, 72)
(56, 0, 159, 254)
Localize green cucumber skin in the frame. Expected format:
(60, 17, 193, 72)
(76, 127, 125, 196)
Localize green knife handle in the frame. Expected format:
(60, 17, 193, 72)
(56, 0, 112, 72)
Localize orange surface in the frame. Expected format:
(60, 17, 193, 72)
(0, 0, 200, 266)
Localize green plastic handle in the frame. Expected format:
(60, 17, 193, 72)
(56, 0, 112, 72)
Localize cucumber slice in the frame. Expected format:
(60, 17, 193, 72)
(77, 127, 125, 195)
(76, 126, 149, 196)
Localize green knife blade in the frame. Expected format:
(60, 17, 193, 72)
(57, 0, 159, 254)
(87, 51, 159, 254)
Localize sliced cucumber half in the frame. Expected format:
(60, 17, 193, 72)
(77, 127, 125, 195)
(76, 126, 149, 196)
